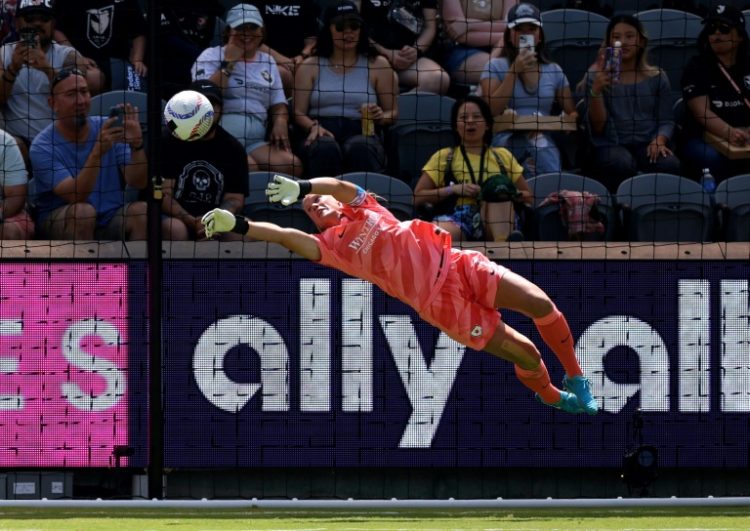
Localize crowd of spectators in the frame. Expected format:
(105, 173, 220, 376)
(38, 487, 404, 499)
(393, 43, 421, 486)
(0, 0, 747, 242)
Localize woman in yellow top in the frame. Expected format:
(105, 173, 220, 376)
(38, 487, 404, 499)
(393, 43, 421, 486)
(414, 95, 532, 242)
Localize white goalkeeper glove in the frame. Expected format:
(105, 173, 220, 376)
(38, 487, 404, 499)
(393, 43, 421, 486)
(265, 174, 311, 206)
(201, 208, 249, 239)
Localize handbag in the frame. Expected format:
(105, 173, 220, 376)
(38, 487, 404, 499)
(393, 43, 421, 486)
(479, 173, 521, 203)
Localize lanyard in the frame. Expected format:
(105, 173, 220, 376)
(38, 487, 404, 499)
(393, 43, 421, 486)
(459, 144, 487, 186)
(717, 61, 750, 111)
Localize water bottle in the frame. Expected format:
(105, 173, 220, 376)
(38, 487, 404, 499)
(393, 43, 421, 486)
(700, 167, 716, 194)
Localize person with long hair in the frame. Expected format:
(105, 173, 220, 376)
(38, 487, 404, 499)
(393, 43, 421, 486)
(578, 14, 680, 192)
(191, 3, 301, 176)
(292, 1, 397, 178)
(479, 3, 577, 178)
(414, 95, 532, 242)
(681, 5, 750, 181)
(201, 175, 599, 416)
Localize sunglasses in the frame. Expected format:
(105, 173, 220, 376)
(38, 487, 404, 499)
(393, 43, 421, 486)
(333, 19, 361, 32)
(707, 21, 733, 34)
(50, 67, 86, 92)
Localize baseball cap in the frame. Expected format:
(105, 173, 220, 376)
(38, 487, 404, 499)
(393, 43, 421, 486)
(189, 80, 223, 106)
(17, 0, 53, 17)
(507, 3, 542, 29)
(323, 1, 363, 26)
(225, 3, 264, 29)
(703, 4, 745, 29)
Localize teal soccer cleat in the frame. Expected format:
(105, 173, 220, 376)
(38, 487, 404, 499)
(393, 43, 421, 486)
(563, 375, 599, 415)
(535, 390, 585, 414)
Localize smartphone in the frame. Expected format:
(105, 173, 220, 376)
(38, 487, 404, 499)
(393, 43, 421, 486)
(108, 106, 124, 127)
(518, 34, 535, 52)
(19, 28, 36, 48)
(604, 44, 622, 83)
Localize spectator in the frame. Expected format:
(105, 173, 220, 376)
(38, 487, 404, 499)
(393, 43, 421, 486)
(0, 0, 19, 45)
(479, 3, 577, 178)
(0, 128, 34, 239)
(255, 0, 319, 97)
(579, 15, 681, 192)
(0, 0, 102, 158)
(192, 3, 301, 176)
(293, 0, 397, 178)
(161, 80, 249, 241)
(158, 0, 224, 100)
(414, 95, 531, 242)
(681, 5, 750, 181)
(356, 0, 450, 94)
(441, 0, 517, 86)
(52, 0, 147, 92)
(29, 67, 147, 239)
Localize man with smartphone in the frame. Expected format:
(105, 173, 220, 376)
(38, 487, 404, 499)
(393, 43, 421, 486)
(29, 68, 147, 240)
(0, 0, 103, 161)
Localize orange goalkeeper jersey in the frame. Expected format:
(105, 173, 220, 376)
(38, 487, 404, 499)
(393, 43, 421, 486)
(314, 190, 452, 312)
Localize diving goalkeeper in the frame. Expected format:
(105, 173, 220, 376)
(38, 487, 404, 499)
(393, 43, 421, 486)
(202, 175, 598, 414)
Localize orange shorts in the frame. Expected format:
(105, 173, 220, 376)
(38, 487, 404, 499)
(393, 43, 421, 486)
(418, 249, 507, 351)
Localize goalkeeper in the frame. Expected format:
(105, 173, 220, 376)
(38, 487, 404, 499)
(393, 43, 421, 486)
(202, 175, 598, 415)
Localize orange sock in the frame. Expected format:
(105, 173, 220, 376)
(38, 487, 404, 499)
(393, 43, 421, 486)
(514, 360, 560, 404)
(534, 306, 583, 378)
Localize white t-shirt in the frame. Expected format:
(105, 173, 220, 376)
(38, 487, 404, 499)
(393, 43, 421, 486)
(1, 41, 77, 140)
(0, 128, 28, 200)
(191, 46, 286, 121)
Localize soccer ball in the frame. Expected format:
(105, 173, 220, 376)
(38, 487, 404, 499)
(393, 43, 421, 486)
(163, 90, 214, 141)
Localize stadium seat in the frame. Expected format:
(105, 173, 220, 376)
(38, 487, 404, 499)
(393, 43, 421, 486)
(527, 172, 617, 240)
(89, 90, 165, 155)
(608, 0, 662, 15)
(386, 92, 456, 186)
(244, 171, 319, 233)
(715, 173, 750, 241)
(634, 9, 703, 100)
(671, 97, 690, 162)
(540, 9, 610, 89)
(615, 172, 714, 241)
(90, 90, 149, 123)
(340, 171, 415, 221)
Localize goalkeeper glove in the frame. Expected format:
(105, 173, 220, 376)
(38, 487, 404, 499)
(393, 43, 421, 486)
(201, 208, 249, 239)
(265, 174, 311, 206)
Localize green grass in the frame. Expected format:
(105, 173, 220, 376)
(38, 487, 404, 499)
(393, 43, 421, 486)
(0, 506, 749, 530)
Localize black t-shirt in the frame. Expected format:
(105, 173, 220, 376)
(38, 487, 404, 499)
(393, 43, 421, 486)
(159, 0, 223, 49)
(254, 1, 319, 58)
(682, 53, 750, 134)
(360, 0, 437, 50)
(53, 0, 147, 62)
(160, 126, 249, 217)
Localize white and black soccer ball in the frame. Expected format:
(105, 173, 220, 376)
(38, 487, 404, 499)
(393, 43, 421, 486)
(163, 90, 214, 141)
